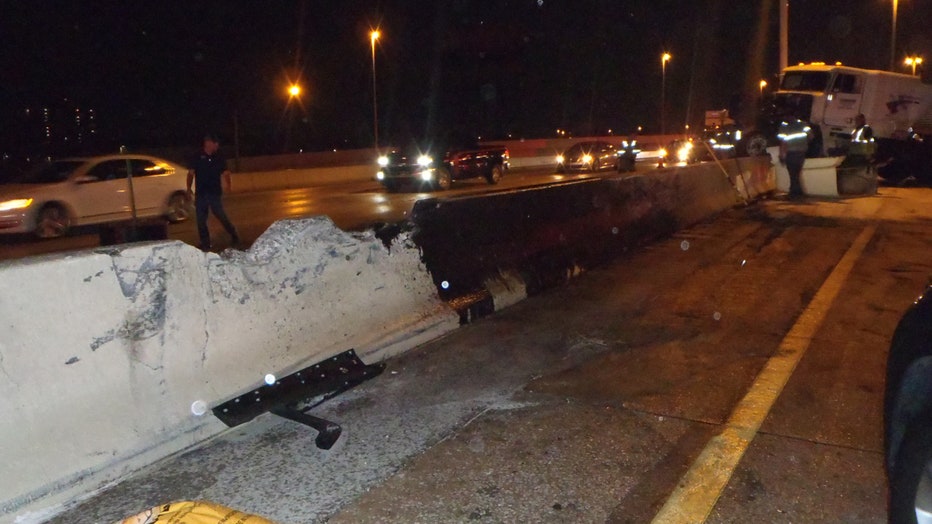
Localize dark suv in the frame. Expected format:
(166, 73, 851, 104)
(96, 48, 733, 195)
(376, 142, 509, 192)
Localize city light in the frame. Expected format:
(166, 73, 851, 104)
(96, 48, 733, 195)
(288, 84, 301, 97)
(905, 56, 923, 76)
(759, 79, 768, 96)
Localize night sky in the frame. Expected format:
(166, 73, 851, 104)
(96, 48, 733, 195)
(0, 0, 929, 160)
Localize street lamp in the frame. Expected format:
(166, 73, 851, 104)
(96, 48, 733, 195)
(661, 52, 671, 136)
(905, 56, 923, 76)
(370, 30, 381, 150)
(890, 0, 899, 71)
(759, 79, 768, 96)
(288, 83, 301, 98)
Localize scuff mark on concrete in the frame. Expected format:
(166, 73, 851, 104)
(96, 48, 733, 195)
(65, 357, 80, 365)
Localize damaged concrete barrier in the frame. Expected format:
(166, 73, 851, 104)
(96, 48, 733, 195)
(411, 156, 774, 321)
(0, 217, 458, 522)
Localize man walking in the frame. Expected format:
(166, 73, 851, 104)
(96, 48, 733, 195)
(187, 134, 239, 250)
(777, 112, 812, 198)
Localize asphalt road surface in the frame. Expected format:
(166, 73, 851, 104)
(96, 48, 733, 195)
(45, 187, 932, 523)
(0, 165, 648, 262)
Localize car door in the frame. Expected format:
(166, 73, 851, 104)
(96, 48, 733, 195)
(128, 158, 175, 216)
(823, 72, 863, 128)
(70, 159, 132, 223)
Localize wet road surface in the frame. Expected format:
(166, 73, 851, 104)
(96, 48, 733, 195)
(47, 187, 932, 523)
(0, 165, 631, 261)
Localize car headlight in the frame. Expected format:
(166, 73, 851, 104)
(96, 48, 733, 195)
(417, 155, 432, 167)
(556, 155, 564, 164)
(677, 145, 692, 162)
(420, 170, 434, 181)
(376, 171, 385, 180)
(582, 154, 593, 164)
(377, 155, 389, 167)
(659, 148, 668, 158)
(0, 198, 33, 211)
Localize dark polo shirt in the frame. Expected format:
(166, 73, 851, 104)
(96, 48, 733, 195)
(189, 151, 228, 195)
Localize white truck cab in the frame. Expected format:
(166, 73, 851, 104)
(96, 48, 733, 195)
(774, 63, 932, 154)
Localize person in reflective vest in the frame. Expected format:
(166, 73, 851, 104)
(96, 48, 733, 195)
(777, 115, 812, 198)
(849, 113, 876, 162)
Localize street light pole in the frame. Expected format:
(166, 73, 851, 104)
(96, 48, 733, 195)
(370, 30, 380, 150)
(905, 56, 923, 76)
(890, 0, 899, 71)
(661, 52, 671, 136)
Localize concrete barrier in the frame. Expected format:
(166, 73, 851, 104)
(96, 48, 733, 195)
(0, 218, 458, 522)
(0, 156, 774, 522)
(410, 156, 773, 320)
(230, 164, 377, 193)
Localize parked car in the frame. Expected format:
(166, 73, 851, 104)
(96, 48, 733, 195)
(556, 141, 620, 172)
(884, 284, 932, 523)
(0, 154, 190, 239)
(376, 141, 509, 191)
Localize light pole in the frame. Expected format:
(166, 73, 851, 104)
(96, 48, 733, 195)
(661, 52, 671, 136)
(905, 56, 923, 76)
(890, 0, 899, 71)
(759, 79, 768, 96)
(285, 83, 301, 152)
(370, 30, 381, 150)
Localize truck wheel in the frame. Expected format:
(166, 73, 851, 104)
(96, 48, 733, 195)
(486, 165, 503, 185)
(435, 168, 452, 190)
(890, 416, 932, 524)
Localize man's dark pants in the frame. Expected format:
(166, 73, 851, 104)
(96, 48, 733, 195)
(195, 192, 238, 249)
(785, 151, 806, 197)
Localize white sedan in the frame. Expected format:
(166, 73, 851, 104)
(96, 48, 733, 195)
(0, 154, 191, 238)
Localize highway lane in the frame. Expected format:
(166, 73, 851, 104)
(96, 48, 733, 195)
(45, 187, 932, 523)
(0, 164, 656, 262)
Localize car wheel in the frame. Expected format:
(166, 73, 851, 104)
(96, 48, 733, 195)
(435, 168, 452, 190)
(35, 204, 71, 239)
(890, 415, 932, 524)
(165, 192, 191, 223)
(486, 165, 503, 185)
(590, 160, 599, 172)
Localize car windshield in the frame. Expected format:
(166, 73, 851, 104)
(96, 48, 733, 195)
(780, 71, 831, 92)
(9, 160, 84, 184)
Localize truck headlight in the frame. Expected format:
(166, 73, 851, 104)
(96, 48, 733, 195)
(0, 198, 33, 211)
(420, 170, 434, 181)
(556, 154, 564, 164)
(417, 155, 432, 167)
(376, 171, 385, 180)
(377, 155, 389, 167)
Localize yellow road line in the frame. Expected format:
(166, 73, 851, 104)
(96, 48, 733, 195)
(651, 224, 877, 524)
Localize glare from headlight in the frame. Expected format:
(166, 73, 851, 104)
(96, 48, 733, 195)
(0, 198, 33, 211)
(659, 148, 668, 158)
(582, 154, 593, 164)
(735, 130, 742, 141)
(677, 145, 691, 162)
(377, 155, 389, 167)
(420, 170, 434, 181)
(376, 171, 385, 180)
(556, 155, 564, 164)
(417, 155, 432, 167)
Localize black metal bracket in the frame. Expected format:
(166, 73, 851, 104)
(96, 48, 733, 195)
(212, 349, 384, 449)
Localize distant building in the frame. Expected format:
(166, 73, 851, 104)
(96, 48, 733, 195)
(22, 98, 99, 158)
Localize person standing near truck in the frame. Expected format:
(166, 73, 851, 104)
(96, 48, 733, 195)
(187, 134, 240, 251)
(777, 113, 812, 198)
